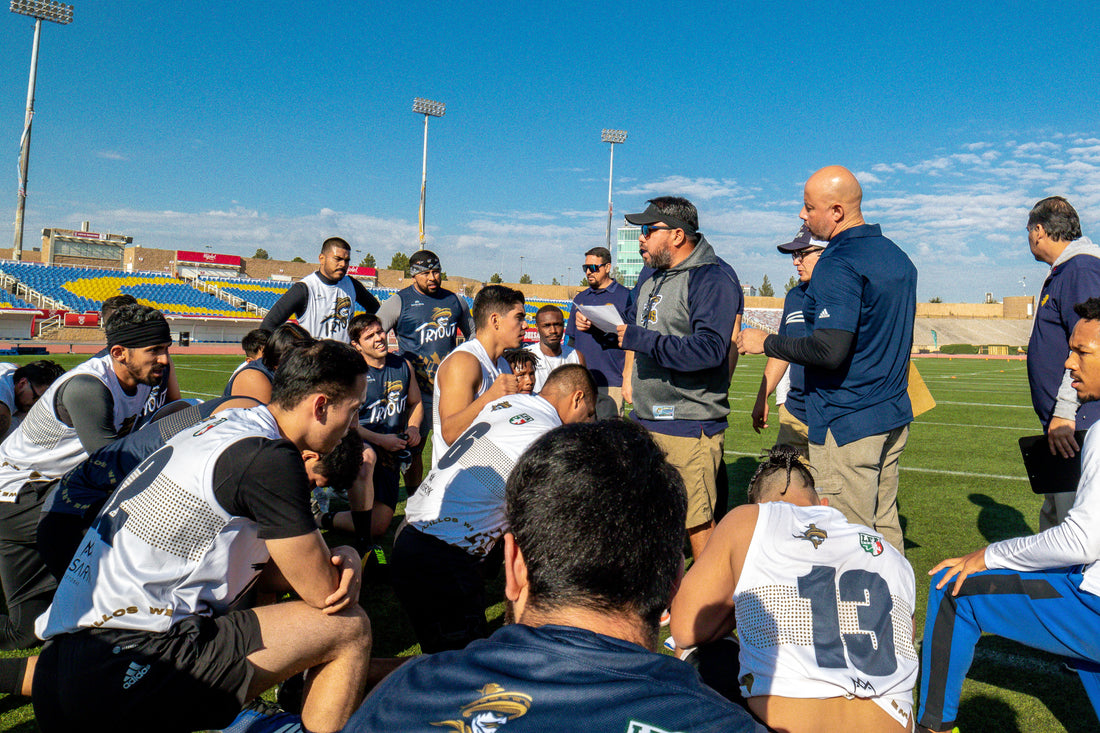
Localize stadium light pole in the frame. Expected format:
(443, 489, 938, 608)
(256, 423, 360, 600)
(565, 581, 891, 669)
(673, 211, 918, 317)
(9, 0, 72, 262)
(601, 128, 627, 254)
(412, 97, 445, 250)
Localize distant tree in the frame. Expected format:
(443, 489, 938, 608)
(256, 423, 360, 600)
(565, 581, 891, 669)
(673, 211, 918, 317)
(552, 277, 560, 286)
(389, 252, 411, 276)
(759, 275, 775, 297)
(580, 276, 588, 286)
(611, 267, 624, 283)
(440, 271, 447, 281)
(929, 296, 943, 303)
(291, 256, 306, 263)
(490, 273, 503, 283)
(253, 248, 269, 260)
(519, 273, 533, 284)
(785, 275, 799, 293)
(360, 252, 376, 268)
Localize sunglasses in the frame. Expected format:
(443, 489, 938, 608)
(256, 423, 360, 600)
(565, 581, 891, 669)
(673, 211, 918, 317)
(582, 264, 607, 273)
(640, 224, 675, 238)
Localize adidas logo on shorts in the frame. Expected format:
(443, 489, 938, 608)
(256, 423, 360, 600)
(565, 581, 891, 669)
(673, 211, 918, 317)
(123, 660, 150, 689)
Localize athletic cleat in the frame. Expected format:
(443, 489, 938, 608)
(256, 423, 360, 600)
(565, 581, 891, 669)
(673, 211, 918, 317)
(663, 634, 676, 652)
(660, 608, 671, 626)
(214, 697, 304, 733)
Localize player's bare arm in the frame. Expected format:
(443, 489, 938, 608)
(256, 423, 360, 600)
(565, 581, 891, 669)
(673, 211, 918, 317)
(670, 504, 758, 647)
(752, 357, 790, 432)
(437, 351, 517, 445)
(268, 532, 362, 612)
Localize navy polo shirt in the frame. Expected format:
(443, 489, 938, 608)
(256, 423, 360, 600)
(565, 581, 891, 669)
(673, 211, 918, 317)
(1027, 251, 1100, 429)
(778, 283, 809, 423)
(566, 280, 631, 388)
(802, 224, 916, 446)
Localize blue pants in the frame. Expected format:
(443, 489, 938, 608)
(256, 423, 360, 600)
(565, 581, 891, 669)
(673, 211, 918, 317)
(918, 567, 1100, 730)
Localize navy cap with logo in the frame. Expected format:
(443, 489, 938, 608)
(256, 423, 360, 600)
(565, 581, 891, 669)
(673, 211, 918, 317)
(776, 224, 829, 253)
(624, 203, 698, 236)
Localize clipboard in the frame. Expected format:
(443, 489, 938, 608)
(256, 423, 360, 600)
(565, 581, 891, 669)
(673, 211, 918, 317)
(1017, 431, 1088, 494)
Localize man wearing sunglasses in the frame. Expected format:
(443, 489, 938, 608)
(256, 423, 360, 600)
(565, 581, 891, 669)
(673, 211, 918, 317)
(610, 197, 741, 560)
(565, 246, 631, 412)
(738, 166, 916, 556)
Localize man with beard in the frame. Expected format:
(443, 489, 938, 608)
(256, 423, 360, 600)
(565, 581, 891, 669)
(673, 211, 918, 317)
(261, 236, 380, 341)
(0, 304, 172, 650)
(377, 249, 472, 487)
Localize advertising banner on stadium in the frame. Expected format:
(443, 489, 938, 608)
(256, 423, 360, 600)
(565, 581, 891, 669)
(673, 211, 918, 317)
(176, 250, 242, 267)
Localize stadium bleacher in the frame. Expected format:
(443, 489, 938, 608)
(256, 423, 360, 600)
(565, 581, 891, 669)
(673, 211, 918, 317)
(0, 262, 254, 317)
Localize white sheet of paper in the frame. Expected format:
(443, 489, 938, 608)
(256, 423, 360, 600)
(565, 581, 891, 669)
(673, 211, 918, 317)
(577, 303, 625, 332)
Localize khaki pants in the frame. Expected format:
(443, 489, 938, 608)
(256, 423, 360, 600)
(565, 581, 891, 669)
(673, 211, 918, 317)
(774, 404, 810, 458)
(1040, 490, 1076, 531)
(809, 425, 909, 554)
(601, 386, 624, 415)
(650, 430, 724, 529)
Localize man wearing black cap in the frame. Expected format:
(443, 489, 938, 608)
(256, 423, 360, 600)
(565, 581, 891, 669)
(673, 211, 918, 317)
(0, 303, 172, 650)
(750, 224, 829, 457)
(260, 236, 380, 341)
(609, 197, 741, 560)
(377, 249, 473, 487)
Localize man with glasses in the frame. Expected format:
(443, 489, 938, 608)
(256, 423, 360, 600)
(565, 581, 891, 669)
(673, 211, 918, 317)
(608, 197, 741, 560)
(565, 246, 631, 412)
(750, 224, 828, 457)
(738, 166, 916, 555)
(377, 249, 473, 488)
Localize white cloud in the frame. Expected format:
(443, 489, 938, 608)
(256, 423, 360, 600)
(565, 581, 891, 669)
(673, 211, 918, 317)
(620, 175, 748, 201)
(95, 150, 128, 161)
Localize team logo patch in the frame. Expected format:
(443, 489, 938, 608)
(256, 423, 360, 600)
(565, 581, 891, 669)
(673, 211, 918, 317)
(859, 532, 885, 556)
(509, 413, 534, 425)
(626, 722, 683, 733)
(642, 294, 662, 324)
(491, 401, 512, 411)
(652, 405, 675, 420)
(1041, 293, 1050, 307)
(794, 523, 828, 549)
(433, 682, 532, 732)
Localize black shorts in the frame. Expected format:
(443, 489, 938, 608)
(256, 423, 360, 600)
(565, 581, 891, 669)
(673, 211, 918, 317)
(367, 446, 401, 510)
(33, 609, 263, 733)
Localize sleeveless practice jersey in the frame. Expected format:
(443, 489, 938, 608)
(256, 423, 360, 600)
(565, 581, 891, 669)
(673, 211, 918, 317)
(392, 286, 471, 395)
(408, 393, 561, 556)
(0, 354, 151, 502)
(524, 342, 582, 392)
(360, 354, 412, 435)
(430, 339, 510, 465)
(222, 360, 273, 398)
(734, 502, 918, 706)
(36, 405, 284, 638)
(299, 271, 358, 340)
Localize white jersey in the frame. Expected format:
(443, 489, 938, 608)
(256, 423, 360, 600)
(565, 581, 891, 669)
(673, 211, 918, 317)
(431, 338, 510, 466)
(299, 271, 358, 341)
(0, 363, 18, 439)
(409, 393, 561, 556)
(36, 405, 282, 638)
(524, 342, 582, 392)
(0, 354, 151, 502)
(735, 502, 917, 708)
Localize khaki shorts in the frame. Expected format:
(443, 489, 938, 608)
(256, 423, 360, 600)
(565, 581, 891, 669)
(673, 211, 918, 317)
(774, 404, 809, 458)
(650, 430, 724, 529)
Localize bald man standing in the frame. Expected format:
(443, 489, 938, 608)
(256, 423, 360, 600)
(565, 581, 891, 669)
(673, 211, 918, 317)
(738, 166, 916, 554)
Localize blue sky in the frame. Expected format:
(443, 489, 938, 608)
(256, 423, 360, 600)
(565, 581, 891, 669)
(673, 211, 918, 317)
(1, 1, 1098, 301)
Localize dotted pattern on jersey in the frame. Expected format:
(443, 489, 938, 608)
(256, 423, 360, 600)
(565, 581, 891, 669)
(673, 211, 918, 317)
(120, 474, 225, 562)
(156, 404, 206, 442)
(20, 401, 66, 450)
(737, 584, 917, 658)
(457, 438, 511, 499)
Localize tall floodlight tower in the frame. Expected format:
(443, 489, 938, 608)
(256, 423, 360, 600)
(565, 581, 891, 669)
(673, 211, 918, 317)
(601, 128, 627, 252)
(412, 97, 445, 250)
(9, 0, 73, 262)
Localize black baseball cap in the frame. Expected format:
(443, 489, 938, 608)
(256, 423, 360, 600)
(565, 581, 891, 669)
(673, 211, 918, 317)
(776, 224, 829, 253)
(625, 203, 697, 235)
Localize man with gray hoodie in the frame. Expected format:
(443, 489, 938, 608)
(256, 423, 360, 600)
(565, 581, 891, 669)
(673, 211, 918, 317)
(1026, 196, 1100, 528)
(613, 197, 741, 559)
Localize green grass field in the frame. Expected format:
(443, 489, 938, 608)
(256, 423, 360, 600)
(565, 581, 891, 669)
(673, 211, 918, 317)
(0, 352, 1091, 731)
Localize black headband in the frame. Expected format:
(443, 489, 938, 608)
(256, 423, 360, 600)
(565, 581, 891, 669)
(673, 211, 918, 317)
(409, 258, 441, 274)
(107, 318, 172, 349)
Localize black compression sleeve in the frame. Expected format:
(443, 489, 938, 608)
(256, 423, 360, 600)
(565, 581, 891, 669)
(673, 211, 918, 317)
(213, 437, 318, 539)
(352, 278, 380, 314)
(763, 328, 855, 370)
(56, 375, 120, 453)
(260, 282, 309, 331)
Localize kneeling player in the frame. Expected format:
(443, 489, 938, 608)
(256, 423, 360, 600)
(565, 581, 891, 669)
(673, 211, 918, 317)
(32, 341, 372, 733)
(670, 447, 918, 733)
